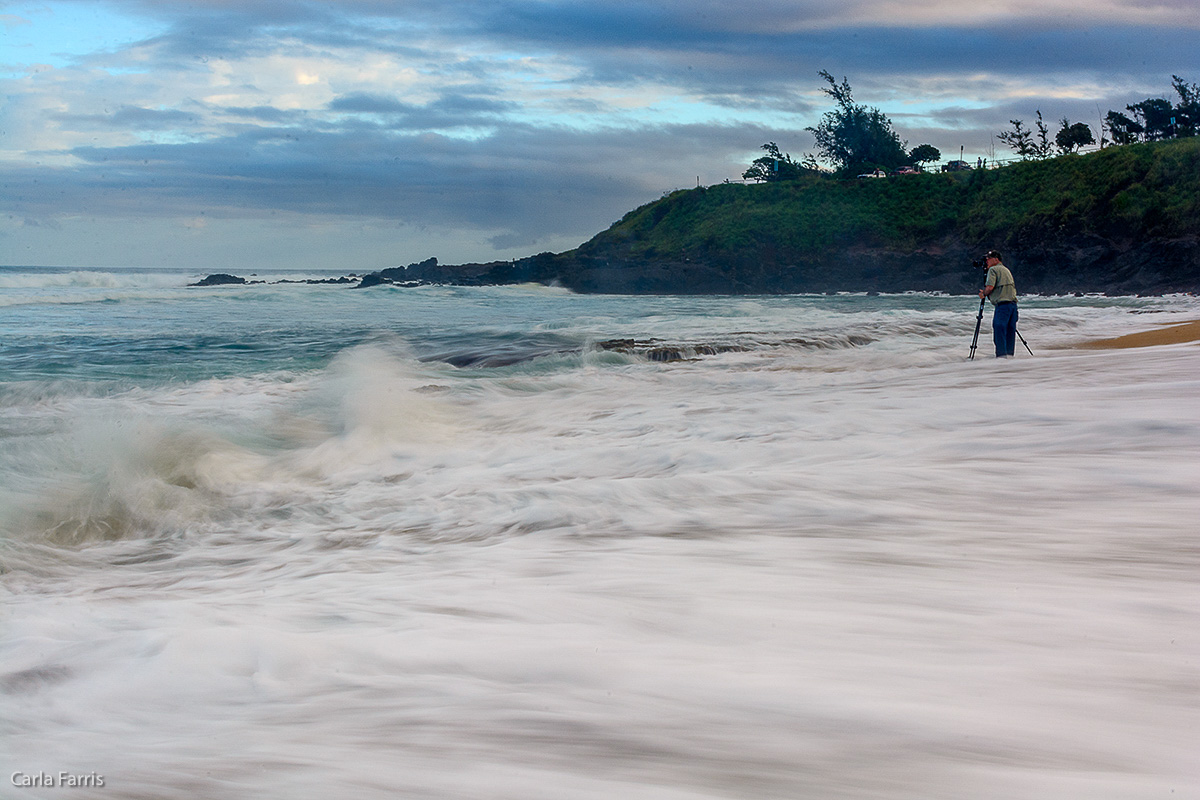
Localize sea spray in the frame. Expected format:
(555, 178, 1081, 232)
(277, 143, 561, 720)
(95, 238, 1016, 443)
(5, 415, 263, 545)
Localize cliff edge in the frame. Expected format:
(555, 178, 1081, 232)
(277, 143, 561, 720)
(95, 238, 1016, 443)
(399, 138, 1199, 295)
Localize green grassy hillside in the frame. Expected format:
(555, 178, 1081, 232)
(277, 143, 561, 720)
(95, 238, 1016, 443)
(596, 137, 1200, 254)
(401, 138, 1198, 293)
(963, 137, 1200, 242)
(542, 137, 1200, 294)
(596, 168, 969, 257)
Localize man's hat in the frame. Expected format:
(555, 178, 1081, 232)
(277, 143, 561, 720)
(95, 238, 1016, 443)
(985, 249, 1002, 260)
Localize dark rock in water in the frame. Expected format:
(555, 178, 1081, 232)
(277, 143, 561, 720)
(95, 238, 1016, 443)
(190, 273, 246, 286)
(596, 338, 750, 362)
(354, 273, 392, 288)
(379, 257, 439, 282)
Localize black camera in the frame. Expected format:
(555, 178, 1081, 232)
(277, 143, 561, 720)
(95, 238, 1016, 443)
(971, 257, 986, 268)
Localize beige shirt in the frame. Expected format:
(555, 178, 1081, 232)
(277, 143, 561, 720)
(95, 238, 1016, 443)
(985, 263, 1017, 305)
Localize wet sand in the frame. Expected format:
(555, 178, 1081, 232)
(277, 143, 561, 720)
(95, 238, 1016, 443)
(1079, 319, 1200, 349)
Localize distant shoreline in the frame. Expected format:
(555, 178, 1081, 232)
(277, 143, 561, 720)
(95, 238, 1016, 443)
(185, 269, 1199, 300)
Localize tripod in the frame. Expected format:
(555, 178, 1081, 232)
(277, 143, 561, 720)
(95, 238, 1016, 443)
(970, 297, 1034, 359)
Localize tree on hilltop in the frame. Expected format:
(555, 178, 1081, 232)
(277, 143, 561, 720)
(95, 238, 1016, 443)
(1032, 111, 1054, 158)
(1102, 77, 1199, 145)
(997, 119, 1035, 158)
(1127, 97, 1175, 141)
(742, 142, 816, 182)
(998, 110, 1054, 159)
(1104, 111, 1143, 145)
(1055, 119, 1095, 154)
(805, 71, 909, 176)
(1169, 75, 1199, 137)
(909, 144, 941, 166)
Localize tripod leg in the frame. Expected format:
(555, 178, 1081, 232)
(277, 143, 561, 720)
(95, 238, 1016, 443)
(968, 297, 985, 360)
(1016, 328, 1033, 356)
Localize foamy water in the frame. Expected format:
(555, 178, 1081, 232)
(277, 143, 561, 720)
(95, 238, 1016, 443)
(2, 268, 1198, 799)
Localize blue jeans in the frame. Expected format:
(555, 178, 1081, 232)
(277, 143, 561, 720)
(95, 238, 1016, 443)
(992, 302, 1018, 357)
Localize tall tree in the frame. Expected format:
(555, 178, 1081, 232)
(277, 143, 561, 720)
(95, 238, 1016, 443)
(1032, 111, 1054, 158)
(1171, 75, 1200, 137)
(909, 144, 941, 165)
(997, 119, 1036, 158)
(1102, 76, 1198, 146)
(1055, 119, 1095, 154)
(805, 71, 909, 176)
(1127, 98, 1175, 141)
(1104, 111, 1143, 145)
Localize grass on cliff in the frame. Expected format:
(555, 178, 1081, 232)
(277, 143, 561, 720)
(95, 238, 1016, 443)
(964, 136, 1200, 242)
(588, 137, 1200, 259)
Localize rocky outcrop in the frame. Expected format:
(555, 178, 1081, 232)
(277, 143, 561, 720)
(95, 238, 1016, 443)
(498, 232, 1199, 296)
(185, 142, 1200, 297)
(185, 233, 1198, 296)
(1008, 234, 1200, 295)
(189, 273, 247, 286)
(354, 273, 391, 288)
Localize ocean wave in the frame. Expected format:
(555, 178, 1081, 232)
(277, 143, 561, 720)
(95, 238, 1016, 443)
(414, 330, 883, 369)
(4, 291, 1198, 552)
(1, 424, 259, 546)
(0, 346, 462, 548)
(419, 339, 582, 368)
(0, 271, 196, 308)
(590, 330, 888, 362)
(0, 269, 188, 291)
(3, 286, 1200, 800)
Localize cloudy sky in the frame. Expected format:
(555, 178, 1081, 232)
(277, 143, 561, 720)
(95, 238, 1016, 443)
(2, 0, 1197, 270)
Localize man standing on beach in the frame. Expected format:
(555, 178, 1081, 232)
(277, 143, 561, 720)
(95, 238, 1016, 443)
(979, 250, 1018, 358)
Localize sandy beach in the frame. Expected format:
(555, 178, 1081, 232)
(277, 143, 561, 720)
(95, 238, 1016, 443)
(1079, 319, 1200, 349)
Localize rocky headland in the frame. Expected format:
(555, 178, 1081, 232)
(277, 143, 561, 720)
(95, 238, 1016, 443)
(196, 138, 1199, 296)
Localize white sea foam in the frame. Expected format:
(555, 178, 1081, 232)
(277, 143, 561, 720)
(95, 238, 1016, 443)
(0, 272, 189, 308)
(1, 278, 1198, 799)
(0, 269, 178, 290)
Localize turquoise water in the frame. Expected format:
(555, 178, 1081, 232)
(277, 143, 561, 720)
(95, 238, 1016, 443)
(3, 266, 1199, 799)
(0, 265, 1180, 383)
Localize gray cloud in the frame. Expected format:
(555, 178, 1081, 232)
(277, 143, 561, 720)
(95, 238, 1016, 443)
(58, 0, 1199, 93)
(7, 119, 776, 247)
(327, 93, 517, 129)
(222, 105, 309, 123)
(49, 105, 201, 129)
(5, 0, 1198, 267)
